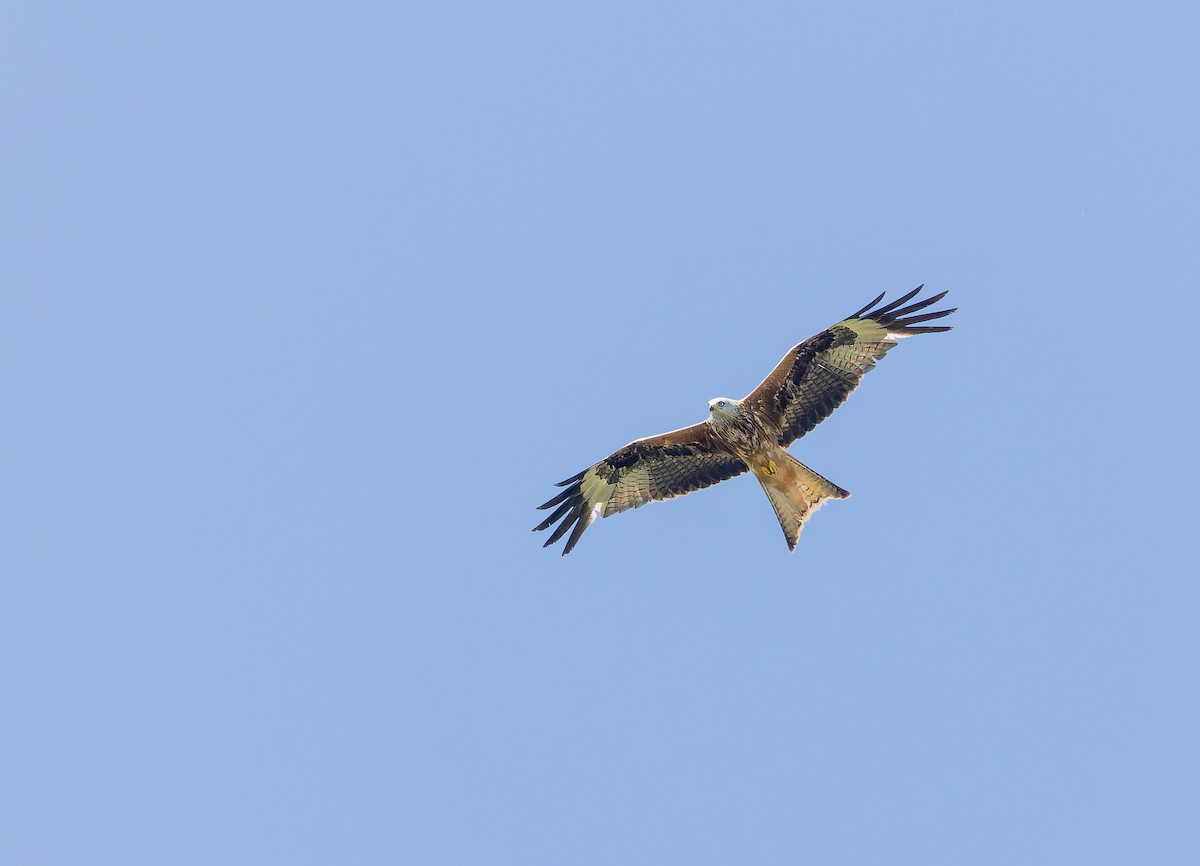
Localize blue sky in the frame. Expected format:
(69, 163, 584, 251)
(3, 1, 1198, 863)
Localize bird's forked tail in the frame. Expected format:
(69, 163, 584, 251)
(757, 453, 850, 551)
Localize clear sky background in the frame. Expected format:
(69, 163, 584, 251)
(3, 1, 1198, 864)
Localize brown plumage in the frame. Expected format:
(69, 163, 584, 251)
(535, 286, 955, 554)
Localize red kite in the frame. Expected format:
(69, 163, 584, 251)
(535, 286, 955, 554)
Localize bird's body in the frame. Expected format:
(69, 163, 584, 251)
(706, 398, 772, 466)
(535, 286, 955, 554)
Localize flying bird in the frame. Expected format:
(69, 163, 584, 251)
(534, 286, 955, 554)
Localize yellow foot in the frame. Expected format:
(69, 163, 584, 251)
(761, 459, 778, 476)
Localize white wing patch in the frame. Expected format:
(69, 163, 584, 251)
(580, 468, 615, 515)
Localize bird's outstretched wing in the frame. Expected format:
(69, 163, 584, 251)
(534, 423, 748, 555)
(744, 286, 956, 447)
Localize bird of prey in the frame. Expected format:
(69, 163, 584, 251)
(534, 286, 955, 554)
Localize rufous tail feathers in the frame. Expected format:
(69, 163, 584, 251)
(758, 453, 850, 551)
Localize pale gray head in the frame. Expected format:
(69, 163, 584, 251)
(708, 397, 742, 418)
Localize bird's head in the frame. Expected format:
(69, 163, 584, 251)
(708, 397, 742, 417)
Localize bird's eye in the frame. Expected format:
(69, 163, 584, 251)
(718, 400, 726, 407)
